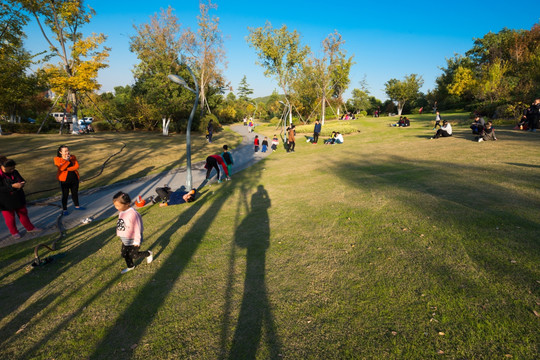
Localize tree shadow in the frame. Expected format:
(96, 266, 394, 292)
(226, 184, 282, 359)
(330, 155, 540, 289)
(0, 224, 116, 353)
(88, 172, 263, 358)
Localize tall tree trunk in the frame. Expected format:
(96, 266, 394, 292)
(321, 95, 326, 125)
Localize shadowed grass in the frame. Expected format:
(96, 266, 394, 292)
(0, 114, 538, 359)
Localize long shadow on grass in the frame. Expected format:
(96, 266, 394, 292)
(226, 184, 282, 359)
(89, 174, 256, 358)
(331, 155, 540, 288)
(0, 224, 116, 353)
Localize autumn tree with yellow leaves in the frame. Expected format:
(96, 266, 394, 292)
(17, 0, 109, 131)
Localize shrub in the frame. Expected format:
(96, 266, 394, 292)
(217, 105, 237, 124)
(358, 110, 367, 117)
(269, 117, 280, 125)
(199, 114, 221, 133)
(94, 121, 113, 132)
(0, 122, 40, 134)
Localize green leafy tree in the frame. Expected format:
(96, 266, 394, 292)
(130, 6, 193, 132)
(247, 21, 310, 125)
(384, 74, 424, 115)
(0, 1, 41, 122)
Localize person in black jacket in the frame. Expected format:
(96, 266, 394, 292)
(0, 158, 41, 238)
(525, 99, 540, 132)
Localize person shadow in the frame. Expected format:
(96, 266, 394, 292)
(228, 185, 282, 359)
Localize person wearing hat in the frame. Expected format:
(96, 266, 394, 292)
(431, 120, 452, 139)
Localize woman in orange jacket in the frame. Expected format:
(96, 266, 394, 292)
(54, 145, 83, 215)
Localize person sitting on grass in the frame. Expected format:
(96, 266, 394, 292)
(476, 121, 497, 142)
(403, 116, 410, 127)
(391, 116, 404, 127)
(431, 120, 452, 139)
(514, 115, 529, 131)
(470, 115, 485, 135)
(324, 131, 337, 144)
(113, 191, 152, 274)
(334, 132, 344, 144)
(154, 186, 197, 207)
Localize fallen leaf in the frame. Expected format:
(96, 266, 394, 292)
(16, 324, 27, 334)
(391, 331, 397, 336)
(131, 344, 138, 350)
(438, 332, 445, 336)
(420, 234, 425, 237)
(505, 355, 512, 358)
(438, 350, 444, 354)
(533, 310, 540, 317)
(510, 260, 517, 264)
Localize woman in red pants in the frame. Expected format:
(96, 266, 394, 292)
(0, 157, 41, 239)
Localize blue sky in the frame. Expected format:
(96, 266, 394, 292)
(24, 0, 539, 101)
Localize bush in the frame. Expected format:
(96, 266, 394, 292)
(269, 117, 280, 125)
(216, 105, 237, 124)
(358, 110, 367, 117)
(198, 114, 221, 133)
(94, 121, 114, 132)
(0, 122, 40, 134)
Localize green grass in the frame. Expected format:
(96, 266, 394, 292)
(0, 130, 241, 200)
(0, 113, 539, 359)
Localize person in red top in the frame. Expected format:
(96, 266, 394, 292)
(54, 145, 83, 215)
(254, 135, 260, 152)
(204, 154, 230, 182)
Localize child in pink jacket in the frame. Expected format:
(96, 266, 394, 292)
(113, 191, 153, 274)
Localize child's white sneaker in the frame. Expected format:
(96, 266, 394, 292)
(147, 251, 153, 264)
(121, 267, 135, 274)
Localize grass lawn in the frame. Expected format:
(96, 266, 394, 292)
(0, 113, 539, 359)
(0, 129, 241, 201)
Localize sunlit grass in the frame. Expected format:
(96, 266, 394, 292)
(0, 113, 538, 359)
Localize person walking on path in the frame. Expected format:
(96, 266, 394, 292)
(113, 191, 152, 274)
(0, 157, 42, 239)
(287, 125, 296, 152)
(221, 145, 234, 175)
(54, 145, 84, 215)
(271, 135, 279, 152)
(207, 119, 214, 143)
(313, 120, 322, 144)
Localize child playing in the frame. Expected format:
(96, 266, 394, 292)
(221, 145, 234, 175)
(254, 135, 260, 152)
(261, 137, 268, 152)
(271, 135, 279, 152)
(113, 191, 152, 274)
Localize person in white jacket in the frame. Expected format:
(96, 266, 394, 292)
(431, 120, 452, 139)
(113, 191, 153, 274)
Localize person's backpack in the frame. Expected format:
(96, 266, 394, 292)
(222, 152, 232, 165)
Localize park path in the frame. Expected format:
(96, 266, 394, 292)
(0, 125, 270, 248)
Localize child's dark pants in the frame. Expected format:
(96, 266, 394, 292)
(121, 244, 150, 268)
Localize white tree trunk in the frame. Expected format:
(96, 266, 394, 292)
(321, 96, 326, 125)
(162, 117, 171, 136)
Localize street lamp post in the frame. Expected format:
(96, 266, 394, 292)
(168, 65, 199, 190)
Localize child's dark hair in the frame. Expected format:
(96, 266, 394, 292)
(255, 135, 258, 138)
(1, 158, 16, 167)
(0, 156, 8, 166)
(57, 145, 68, 157)
(113, 191, 131, 205)
(223, 145, 228, 151)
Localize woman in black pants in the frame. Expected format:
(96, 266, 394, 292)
(54, 145, 84, 215)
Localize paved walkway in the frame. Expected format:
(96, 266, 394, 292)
(0, 125, 271, 248)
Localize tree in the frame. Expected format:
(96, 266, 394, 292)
(308, 30, 352, 124)
(130, 6, 192, 133)
(183, 0, 227, 117)
(347, 89, 371, 113)
(0, 1, 40, 122)
(384, 74, 424, 115)
(237, 75, 253, 101)
(18, 0, 110, 132)
(247, 21, 310, 125)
